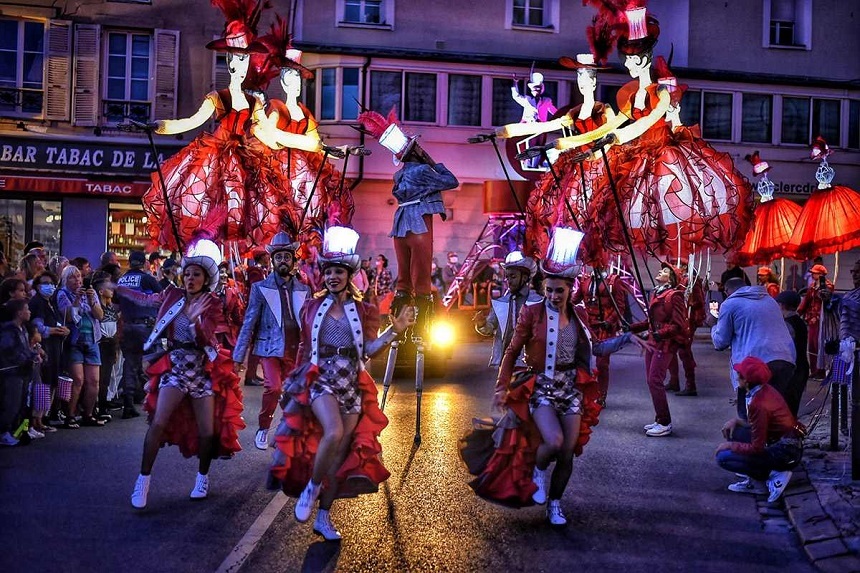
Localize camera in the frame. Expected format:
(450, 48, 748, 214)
(83, 277, 92, 290)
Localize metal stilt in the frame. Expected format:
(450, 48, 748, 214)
(414, 336, 425, 444)
(380, 340, 399, 412)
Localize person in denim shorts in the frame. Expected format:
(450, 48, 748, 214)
(56, 265, 104, 428)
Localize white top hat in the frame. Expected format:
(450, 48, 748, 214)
(539, 227, 584, 279)
(527, 72, 545, 89)
(319, 226, 361, 272)
(502, 250, 537, 278)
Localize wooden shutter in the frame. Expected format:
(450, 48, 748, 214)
(211, 36, 230, 90)
(45, 20, 71, 121)
(153, 29, 179, 120)
(72, 23, 100, 126)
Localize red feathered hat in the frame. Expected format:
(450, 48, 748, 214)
(259, 14, 314, 80)
(617, 3, 660, 55)
(811, 136, 832, 161)
(583, 0, 627, 65)
(206, 0, 268, 53)
(744, 150, 771, 176)
(559, 52, 610, 71)
(653, 55, 686, 106)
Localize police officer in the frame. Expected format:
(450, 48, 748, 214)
(115, 250, 162, 418)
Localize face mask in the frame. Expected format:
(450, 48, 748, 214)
(39, 284, 55, 297)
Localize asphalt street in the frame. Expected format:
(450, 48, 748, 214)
(0, 337, 816, 573)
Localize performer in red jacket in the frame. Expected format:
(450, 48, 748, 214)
(667, 259, 705, 396)
(466, 228, 639, 527)
(120, 238, 245, 510)
(270, 227, 414, 540)
(630, 261, 688, 437)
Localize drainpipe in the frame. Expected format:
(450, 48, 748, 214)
(350, 56, 371, 191)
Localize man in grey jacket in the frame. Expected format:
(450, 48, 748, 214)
(233, 232, 309, 450)
(710, 277, 796, 418)
(474, 251, 542, 368)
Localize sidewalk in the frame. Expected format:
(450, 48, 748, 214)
(782, 381, 860, 572)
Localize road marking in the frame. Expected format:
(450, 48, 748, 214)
(214, 492, 288, 573)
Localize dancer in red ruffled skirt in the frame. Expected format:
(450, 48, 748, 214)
(269, 227, 413, 540)
(118, 238, 245, 509)
(464, 228, 641, 526)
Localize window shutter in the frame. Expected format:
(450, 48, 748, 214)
(72, 23, 100, 126)
(211, 36, 230, 90)
(45, 20, 72, 121)
(153, 29, 179, 120)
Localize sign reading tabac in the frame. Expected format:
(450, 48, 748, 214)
(0, 135, 181, 177)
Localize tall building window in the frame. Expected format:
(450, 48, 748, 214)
(679, 90, 701, 127)
(764, 0, 811, 49)
(320, 68, 337, 121)
(0, 19, 45, 116)
(513, 0, 545, 27)
(370, 71, 436, 123)
(781, 97, 809, 144)
(702, 92, 732, 141)
(448, 74, 481, 126)
(848, 100, 860, 150)
(741, 93, 772, 143)
(811, 98, 840, 144)
(103, 32, 152, 123)
(338, 0, 393, 27)
(345, 0, 382, 23)
(492, 78, 522, 126)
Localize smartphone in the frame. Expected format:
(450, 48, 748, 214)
(83, 277, 92, 290)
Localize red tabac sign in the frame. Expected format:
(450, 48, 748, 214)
(0, 174, 150, 197)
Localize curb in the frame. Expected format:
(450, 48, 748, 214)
(781, 467, 860, 572)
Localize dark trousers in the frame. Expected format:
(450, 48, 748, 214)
(394, 215, 434, 296)
(716, 426, 778, 482)
(98, 337, 118, 408)
(644, 345, 675, 425)
(120, 324, 150, 403)
(0, 375, 26, 433)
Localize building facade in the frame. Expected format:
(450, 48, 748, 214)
(0, 0, 857, 285)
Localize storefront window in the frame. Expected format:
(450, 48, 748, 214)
(32, 200, 61, 257)
(0, 199, 26, 264)
(108, 203, 148, 264)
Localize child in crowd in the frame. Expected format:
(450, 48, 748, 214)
(28, 323, 53, 436)
(0, 299, 37, 445)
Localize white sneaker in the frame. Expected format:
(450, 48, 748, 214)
(643, 421, 661, 431)
(27, 428, 45, 440)
(727, 477, 767, 495)
(313, 509, 342, 541)
(254, 429, 269, 451)
(547, 500, 567, 526)
(645, 423, 673, 437)
(295, 480, 321, 523)
(190, 473, 209, 500)
(0, 432, 18, 446)
(531, 467, 549, 505)
(131, 474, 151, 509)
(767, 470, 792, 503)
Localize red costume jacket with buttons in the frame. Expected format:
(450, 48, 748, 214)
(798, 280, 834, 327)
(630, 286, 689, 348)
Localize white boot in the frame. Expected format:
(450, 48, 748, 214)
(547, 500, 567, 526)
(190, 473, 209, 500)
(131, 474, 151, 509)
(313, 508, 342, 541)
(532, 467, 549, 505)
(295, 480, 321, 523)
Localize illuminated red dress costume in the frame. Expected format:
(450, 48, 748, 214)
(264, 100, 353, 252)
(143, 90, 273, 251)
(526, 103, 611, 265)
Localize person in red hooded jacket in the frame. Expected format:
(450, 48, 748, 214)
(716, 356, 803, 503)
(630, 262, 688, 437)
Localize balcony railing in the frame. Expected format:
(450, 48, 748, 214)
(102, 100, 152, 124)
(0, 86, 44, 115)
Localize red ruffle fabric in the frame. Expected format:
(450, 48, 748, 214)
(736, 197, 802, 266)
(143, 348, 245, 458)
(270, 364, 390, 499)
(465, 368, 603, 508)
(785, 184, 860, 260)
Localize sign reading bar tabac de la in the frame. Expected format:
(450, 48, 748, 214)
(0, 134, 181, 177)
